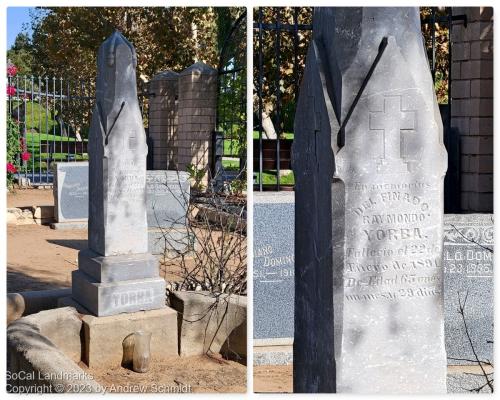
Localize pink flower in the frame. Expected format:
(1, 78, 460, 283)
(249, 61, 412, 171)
(21, 152, 31, 161)
(7, 86, 16, 96)
(7, 163, 17, 174)
(7, 64, 18, 77)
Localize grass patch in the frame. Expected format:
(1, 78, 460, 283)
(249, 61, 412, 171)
(252, 131, 294, 140)
(254, 170, 295, 186)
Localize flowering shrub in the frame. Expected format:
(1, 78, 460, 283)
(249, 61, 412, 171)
(21, 151, 31, 162)
(7, 64, 18, 77)
(7, 62, 20, 189)
(7, 85, 16, 96)
(7, 116, 21, 189)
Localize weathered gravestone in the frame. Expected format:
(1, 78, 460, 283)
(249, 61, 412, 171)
(71, 31, 165, 316)
(293, 8, 448, 393)
(443, 214, 494, 365)
(146, 170, 191, 255)
(52, 162, 88, 228)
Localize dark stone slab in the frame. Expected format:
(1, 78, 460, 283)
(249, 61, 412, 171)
(53, 162, 88, 222)
(443, 214, 494, 366)
(293, 7, 447, 393)
(253, 192, 294, 340)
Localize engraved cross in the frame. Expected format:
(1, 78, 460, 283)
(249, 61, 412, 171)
(369, 96, 415, 161)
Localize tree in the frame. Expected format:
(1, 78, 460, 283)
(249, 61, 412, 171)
(29, 7, 233, 83)
(7, 33, 34, 75)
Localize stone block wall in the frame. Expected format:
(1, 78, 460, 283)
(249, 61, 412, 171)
(147, 63, 217, 182)
(177, 62, 217, 180)
(148, 70, 179, 170)
(451, 7, 493, 212)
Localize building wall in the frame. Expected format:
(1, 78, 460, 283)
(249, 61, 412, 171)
(451, 7, 494, 212)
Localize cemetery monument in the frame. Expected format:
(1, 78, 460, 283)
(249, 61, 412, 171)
(293, 7, 448, 393)
(71, 31, 166, 316)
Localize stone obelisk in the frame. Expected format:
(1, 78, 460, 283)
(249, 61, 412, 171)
(72, 31, 165, 316)
(293, 8, 448, 393)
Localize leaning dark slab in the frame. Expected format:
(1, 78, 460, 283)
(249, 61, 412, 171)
(71, 31, 165, 316)
(293, 7, 447, 393)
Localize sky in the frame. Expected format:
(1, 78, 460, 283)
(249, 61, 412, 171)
(7, 7, 34, 49)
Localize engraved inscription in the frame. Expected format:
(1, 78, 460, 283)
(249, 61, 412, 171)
(111, 288, 154, 308)
(344, 181, 442, 302)
(254, 244, 295, 283)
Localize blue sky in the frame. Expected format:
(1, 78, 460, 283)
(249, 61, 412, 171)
(7, 7, 34, 48)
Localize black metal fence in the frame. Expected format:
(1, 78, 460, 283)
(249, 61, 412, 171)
(253, 7, 466, 211)
(6, 74, 150, 185)
(7, 76, 93, 184)
(213, 10, 247, 185)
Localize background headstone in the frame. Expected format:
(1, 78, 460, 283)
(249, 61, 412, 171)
(53, 162, 88, 223)
(443, 214, 494, 365)
(253, 192, 294, 340)
(146, 170, 192, 255)
(293, 7, 447, 393)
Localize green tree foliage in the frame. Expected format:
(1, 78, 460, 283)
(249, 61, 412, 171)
(7, 33, 34, 75)
(253, 7, 312, 135)
(421, 7, 450, 104)
(29, 7, 242, 82)
(22, 7, 244, 142)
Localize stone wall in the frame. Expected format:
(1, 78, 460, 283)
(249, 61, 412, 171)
(177, 62, 217, 181)
(451, 7, 493, 212)
(148, 70, 179, 170)
(148, 63, 217, 183)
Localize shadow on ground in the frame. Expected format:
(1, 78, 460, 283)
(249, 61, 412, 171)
(7, 269, 69, 293)
(46, 239, 88, 251)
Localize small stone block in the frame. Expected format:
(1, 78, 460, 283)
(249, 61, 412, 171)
(81, 306, 178, 368)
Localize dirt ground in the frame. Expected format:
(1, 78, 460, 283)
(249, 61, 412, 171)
(7, 187, 55, 208)
(253, 365, 292, 393)
(7, 188, 194, 292)
(7, 188, 83, 292)
(83, 354, 246, 393)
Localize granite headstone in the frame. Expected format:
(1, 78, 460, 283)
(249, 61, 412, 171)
(253, 192, 295, 340)
(53, 162, 88, 223)
(293, 8, 448, 393)
(443, 214, 494, 365)
(72, 31, 165, 316)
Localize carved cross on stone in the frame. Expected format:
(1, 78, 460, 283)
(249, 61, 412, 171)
(369, 95, 416, 171)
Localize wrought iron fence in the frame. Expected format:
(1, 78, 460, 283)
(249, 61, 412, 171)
(7, 75, 93, 184)
(213, 10, 247, 186)
(6, 75, 149, 185)
(253, 7, 467, 211)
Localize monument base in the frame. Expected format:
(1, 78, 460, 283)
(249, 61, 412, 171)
(72, 249, 166, 316)
(58, 297, 178, 367)
(71, 270, 166, 317)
